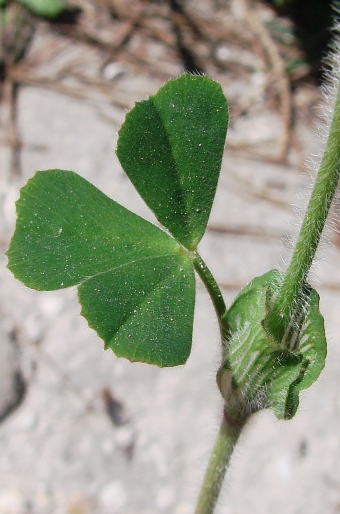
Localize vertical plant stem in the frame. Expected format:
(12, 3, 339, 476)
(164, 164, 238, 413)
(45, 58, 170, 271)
(195, 412, 245, 514)
(268, 75, 340, 341)
(191, 253, 238, 513)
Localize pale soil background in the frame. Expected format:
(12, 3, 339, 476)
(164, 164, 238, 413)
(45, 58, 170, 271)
(1, 1, 340, 513)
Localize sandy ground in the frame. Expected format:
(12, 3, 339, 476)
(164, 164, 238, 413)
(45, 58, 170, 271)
(2, 3, 340, 514)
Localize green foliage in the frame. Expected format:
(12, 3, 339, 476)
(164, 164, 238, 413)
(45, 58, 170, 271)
(7, 74, 229, 367)
(7, 169, 195, 367)
(6, 73, 328, 418)
(266, 0, 292, 5)
(0, 0, 66, 18)
(116, 74, 229, 250)
(218, 271, 326, 420)
(19, 0, 65, 17)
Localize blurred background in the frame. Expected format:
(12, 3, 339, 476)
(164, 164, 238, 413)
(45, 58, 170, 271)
(2, 1, 340, 513)
(1, 0, 339, 176)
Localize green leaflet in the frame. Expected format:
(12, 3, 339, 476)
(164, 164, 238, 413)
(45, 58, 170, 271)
(116, 73, 229, 250)
(218, 270, 327, 420)
(79, 255, 194, 367)
(7, 170, 196, 367)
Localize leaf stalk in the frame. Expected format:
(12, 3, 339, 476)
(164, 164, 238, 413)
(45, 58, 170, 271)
(191, 250, 227, 321)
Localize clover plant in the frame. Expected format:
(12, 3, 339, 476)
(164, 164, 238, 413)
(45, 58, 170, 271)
(6, 61, 340, 512)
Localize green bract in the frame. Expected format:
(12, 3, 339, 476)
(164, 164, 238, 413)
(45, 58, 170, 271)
(116, 74, 229, 249)
(218, 270, 327, 420)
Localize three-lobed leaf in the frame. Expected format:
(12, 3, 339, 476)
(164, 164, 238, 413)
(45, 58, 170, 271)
(7, 74, 228, 368)
(116, 74, 229, 250)
(7, 170, 195, 367)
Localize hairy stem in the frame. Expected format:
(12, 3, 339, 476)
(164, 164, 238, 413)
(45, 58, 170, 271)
(268, 74, 340, 341)
(192, 251, 227, 321)
(195, 412, 246, 514)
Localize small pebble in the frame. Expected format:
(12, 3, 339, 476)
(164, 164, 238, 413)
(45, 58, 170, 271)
(67, 492, 93, 514)
(0, 489, 25, 514)
(102, 63, 125, 81)
(99, 481, 127, 512)
(115, 426, 135, 449)
(38, 296, 64, 317)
